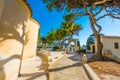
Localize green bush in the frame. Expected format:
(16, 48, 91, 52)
(52, 46, 59, 51)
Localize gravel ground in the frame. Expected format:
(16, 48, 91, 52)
(49, 54, 89, 80)
(89, 61, 120, 80)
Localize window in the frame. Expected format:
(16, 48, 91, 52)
(114, 42, 119, 49)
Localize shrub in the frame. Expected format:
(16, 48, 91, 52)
(52, 46, 59, 51)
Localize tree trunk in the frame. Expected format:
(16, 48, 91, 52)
(59, 39, 65, 49)
(44, 43, 46, 49)
(95, 34, 103, 60)
(89, 13, 103, 61)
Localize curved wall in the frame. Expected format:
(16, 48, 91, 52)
(0, 0, 28, 56)
(0, 0, 4, 20)
(0, 0, 40, 79)
(0, 0, 31, 80)
(23, 19, 40, 59)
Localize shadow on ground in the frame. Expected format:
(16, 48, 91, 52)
(49, 62, 81, 72)
(68, 53, 94, 61)
(20, 72, 46, 80)
(18, 55, 49, 80)
(68, 55, 82, 61)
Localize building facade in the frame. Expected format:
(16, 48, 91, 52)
(0, 0, 40, 80)
(101, 36, 120, 56)
(90, 36, 120, 56)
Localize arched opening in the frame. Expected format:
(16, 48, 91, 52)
(70, 42, 75, 52)
(62, 40, 68, 49)
(66, 39, 79, 53)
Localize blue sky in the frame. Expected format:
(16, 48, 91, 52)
(27, 0, 120, 45)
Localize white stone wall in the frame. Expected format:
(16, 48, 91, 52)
(0, 0, 40, 79)
(101, 38, 120, 55)
(0, 0, 28, 80)
(0, 0, 28, 56)
(23, 19, 39, 59)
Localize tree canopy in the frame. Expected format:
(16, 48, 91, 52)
(46, 29, 56, 44)
(42, 0, 120, 60)
(86, 34, 95, 50)
(42, 0, 120, 16)
(86, 33, 105, 50)
(46, 14, 82, 45)
(38, 30, 41, 43)
(46, 22, 82, 44)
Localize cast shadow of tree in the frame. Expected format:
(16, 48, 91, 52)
(68, 55, 82, 61)
(20, 72, 46, 80)
(0, 19, 28, 44)
(0, 0, 30, 45)
(19, 55, 49, 80)
(0, 54, 21, 80)
(0, 1, 31, 79)
(49, 62, 81, 72)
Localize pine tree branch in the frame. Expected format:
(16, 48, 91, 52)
(94, 6, 104, 16)
(96, 14, 120, 21)
(94, 0, 111, 5)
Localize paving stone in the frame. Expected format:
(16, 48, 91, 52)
(49, 54, 89, 80)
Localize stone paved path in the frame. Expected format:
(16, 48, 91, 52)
(49, 54, 89, 80)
